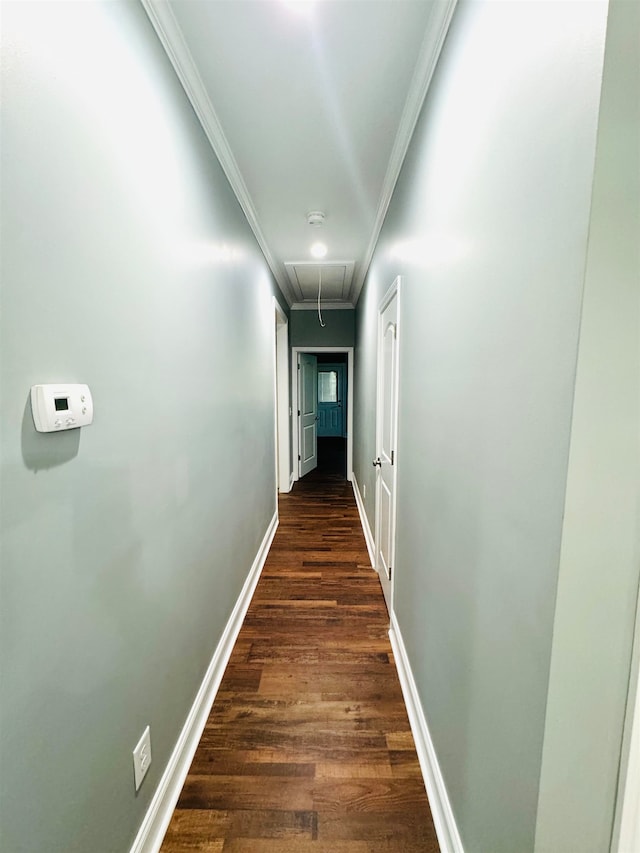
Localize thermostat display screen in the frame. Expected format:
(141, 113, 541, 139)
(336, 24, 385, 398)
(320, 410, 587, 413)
(54, 397, 69, 411)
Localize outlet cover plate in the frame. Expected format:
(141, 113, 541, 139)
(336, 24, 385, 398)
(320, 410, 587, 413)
(133, 725, 152, 791)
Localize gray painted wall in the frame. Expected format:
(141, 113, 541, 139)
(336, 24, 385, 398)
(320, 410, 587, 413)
(0, 3, 284, 851)
(290, 308, 354, 347)
(535, 1, 640, 848)
(353, 1, 611, 850)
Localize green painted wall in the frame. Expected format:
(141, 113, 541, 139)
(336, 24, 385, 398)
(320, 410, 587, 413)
(0, 3, 284, 851)
(353, 1, 613, 850)
(290, 309, 354, 347)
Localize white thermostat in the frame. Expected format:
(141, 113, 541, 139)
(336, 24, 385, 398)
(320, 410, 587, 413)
(30, 384, 94, 432)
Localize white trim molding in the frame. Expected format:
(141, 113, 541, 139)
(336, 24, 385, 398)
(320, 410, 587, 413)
(140, 0, 458, 311)
(350, 0, 458, 305)
(139, 0, 294, 306)
(129, 512, 279, 853)
(389, 612, 464, 853)
(351, 473, 375, 568)
(612, 578, 640, 853)
(273, 298, 291, 494)
(291, 347, 354, 485)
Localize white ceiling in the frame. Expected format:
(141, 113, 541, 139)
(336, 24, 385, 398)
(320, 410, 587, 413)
(142, 0, 457, 308)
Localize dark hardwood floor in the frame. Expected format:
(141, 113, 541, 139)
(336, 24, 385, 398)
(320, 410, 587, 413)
(160, 458, 439, 852)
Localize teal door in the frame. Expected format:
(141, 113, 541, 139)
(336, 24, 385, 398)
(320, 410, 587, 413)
(317, 364, 346, 437)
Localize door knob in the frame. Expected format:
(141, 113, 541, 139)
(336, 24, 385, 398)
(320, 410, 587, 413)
(372, 457, 382, 467)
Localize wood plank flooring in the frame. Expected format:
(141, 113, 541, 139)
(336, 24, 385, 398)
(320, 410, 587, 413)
(160, 461, 439, 852)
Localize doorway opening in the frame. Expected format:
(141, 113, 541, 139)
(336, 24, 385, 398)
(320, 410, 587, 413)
(291, 346, 354, 484)
(273, 299, 291, 494)
(316, 354, 348, 479)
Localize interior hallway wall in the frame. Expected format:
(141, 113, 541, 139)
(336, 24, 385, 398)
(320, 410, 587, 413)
(290, 307, 355, 347)
(0, 3, 286, 852)
(353, 1, 611, 850)
(535, 1, 640, 848)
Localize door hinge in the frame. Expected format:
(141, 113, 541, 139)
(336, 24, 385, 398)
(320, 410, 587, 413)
(391, 450, 395, 465)
(297, 410, 301, 416)
(298, 454, 301, 461)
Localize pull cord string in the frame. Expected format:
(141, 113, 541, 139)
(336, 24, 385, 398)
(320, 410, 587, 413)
(317, 266, 326, 327)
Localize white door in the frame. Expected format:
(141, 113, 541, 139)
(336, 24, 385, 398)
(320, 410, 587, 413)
(374, 280, 400, 614)
(299, 353, 318, 477)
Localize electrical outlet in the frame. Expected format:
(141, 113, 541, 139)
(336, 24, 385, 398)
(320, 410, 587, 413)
(132, 726, 152, 791)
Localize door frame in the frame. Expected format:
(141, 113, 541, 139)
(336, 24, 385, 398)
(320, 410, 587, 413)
(273, 298, 291, 494)
(291, 346, 354, 483)
(612, 578, 640, 852)
(374, 277, 401, 614)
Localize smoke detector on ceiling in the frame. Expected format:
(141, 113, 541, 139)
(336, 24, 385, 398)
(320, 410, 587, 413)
(307, 211, 325, 227)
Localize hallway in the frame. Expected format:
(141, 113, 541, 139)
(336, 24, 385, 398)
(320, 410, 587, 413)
(159, 466, 439, 852)
(3, 3, 638, 851)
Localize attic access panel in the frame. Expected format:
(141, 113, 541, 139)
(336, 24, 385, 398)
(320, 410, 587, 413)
(285, 261, 355, 305)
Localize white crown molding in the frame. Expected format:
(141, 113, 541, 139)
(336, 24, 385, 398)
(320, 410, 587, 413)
(139, 0, 295, 307)
(141, 0, 457, 311)
(350, 0, 459, 306)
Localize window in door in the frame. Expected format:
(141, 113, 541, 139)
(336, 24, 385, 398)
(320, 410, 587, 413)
(318, 370, 338, 403)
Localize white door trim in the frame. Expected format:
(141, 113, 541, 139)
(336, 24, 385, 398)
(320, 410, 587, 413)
(273, 299, 291, 494)
(291, 346, 354, 482)
(374, 277, 401, 614)
(612, 578, 640, 852)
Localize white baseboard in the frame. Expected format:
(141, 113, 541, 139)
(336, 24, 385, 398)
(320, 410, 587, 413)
(389, 612, 464, 853)
(130, 511, 279, 853)
(351, 472, 375, 568)
(289, 471, 295, 491)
